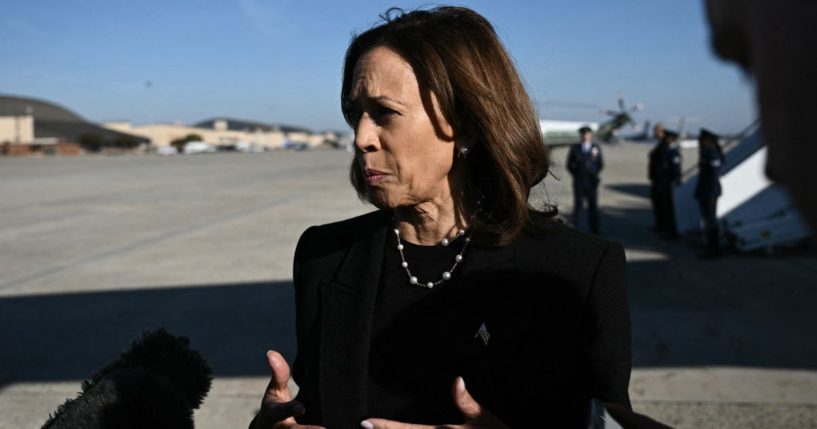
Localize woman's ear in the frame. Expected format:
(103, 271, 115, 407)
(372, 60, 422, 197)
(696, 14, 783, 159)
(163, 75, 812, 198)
(426, 91, 456, 142)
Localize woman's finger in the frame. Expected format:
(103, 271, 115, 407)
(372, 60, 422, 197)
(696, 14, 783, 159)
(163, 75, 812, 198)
(451, 377, 481, 420)
(451, 376, 509, 428)
(361, 418, 434, 429)
(249, 350, 305, 429)
(266, 350, 292, 394)
(258, 399, 304, 423)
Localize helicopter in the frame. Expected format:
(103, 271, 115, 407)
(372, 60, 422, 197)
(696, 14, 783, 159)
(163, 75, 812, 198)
(538, 93, 644, 146)
(595, 94, 645, 142)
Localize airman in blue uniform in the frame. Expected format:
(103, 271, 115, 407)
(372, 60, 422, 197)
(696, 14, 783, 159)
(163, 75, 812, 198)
(647, 123, 666, 231)
(649, 130, 682, 238)
(695, 128, 725, 257)
(567, 126, 604, 234)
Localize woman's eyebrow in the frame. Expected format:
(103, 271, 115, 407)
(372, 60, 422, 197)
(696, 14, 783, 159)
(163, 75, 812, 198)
(349, 94, 407, 107)
(372, 95, 407, 106)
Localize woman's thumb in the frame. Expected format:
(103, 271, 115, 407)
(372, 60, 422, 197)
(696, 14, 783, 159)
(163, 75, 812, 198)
(266, 350, 292, 393)
(452, 377, 482, 420)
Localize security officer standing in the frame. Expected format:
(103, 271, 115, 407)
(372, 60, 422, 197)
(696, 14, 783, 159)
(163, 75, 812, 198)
(651, 130, 683, 238)
(695, 128, 725, 257)
(567, 126, 604, 234)
(648, 123, 666, 231)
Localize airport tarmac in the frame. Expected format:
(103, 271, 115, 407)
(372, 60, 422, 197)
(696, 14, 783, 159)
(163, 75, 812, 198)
(1, 143, 815, 428)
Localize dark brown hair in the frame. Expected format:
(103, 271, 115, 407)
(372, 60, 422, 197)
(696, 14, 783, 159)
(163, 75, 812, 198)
(342, 6, 554, 246)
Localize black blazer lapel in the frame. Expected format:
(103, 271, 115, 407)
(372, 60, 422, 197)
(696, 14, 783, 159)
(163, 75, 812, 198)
(319, 213, 388, 428)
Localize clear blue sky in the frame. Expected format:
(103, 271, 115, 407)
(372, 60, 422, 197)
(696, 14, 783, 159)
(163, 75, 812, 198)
(1, 0, 755, 133)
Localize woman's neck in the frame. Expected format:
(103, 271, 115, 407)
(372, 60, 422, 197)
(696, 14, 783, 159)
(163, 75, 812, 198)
(394, 200, 470, 246)
(394, 160, 475, 246)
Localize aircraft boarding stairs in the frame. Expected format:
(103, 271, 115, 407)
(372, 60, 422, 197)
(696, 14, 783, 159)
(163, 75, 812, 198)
(672, 124, 812, 251)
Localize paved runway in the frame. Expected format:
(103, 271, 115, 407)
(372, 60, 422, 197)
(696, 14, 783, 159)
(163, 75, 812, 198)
(1, 145, 815, 428)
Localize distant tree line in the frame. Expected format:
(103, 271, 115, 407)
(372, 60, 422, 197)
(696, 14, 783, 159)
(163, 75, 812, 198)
(77, 133, 142, 152)
(170, 134, 204, 152)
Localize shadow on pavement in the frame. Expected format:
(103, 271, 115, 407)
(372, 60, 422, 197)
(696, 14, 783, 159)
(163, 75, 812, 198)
(1, 206, 815, 392)
(605, 183, 652, 199)
(596, 202, 817, 370)
(0, 281, 296, 389)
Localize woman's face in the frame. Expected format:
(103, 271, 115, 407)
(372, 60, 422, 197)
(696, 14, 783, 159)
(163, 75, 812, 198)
(347, 46, 457, 210)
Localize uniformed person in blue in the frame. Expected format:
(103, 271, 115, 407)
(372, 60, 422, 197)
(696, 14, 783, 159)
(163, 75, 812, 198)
(649, 129, 683, 238)
(566, 126, 604, 234)
(695, 128, 725, 257)
(647, 123, 666, 231)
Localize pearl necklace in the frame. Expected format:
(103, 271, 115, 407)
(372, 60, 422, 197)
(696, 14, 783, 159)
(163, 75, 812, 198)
(393, 227, 471, 289)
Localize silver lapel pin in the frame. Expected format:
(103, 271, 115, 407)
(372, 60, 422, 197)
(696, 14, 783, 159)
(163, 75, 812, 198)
(475, 322, 490, 346)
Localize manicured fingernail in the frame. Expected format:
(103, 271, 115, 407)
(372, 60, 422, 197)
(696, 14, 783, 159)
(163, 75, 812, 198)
(360, 420, 374, 429)
(266, 350, 273, 357)
(457, 376, 466, 392)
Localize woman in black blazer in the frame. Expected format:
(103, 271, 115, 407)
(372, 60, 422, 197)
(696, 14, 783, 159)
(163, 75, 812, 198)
(250, 6, 631, 429)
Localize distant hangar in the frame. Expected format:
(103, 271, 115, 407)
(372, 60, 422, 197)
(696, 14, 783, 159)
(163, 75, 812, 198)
(0, 94, 148, 155)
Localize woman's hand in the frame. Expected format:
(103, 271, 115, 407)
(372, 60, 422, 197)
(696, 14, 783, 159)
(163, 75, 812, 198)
(361, 377, 508, 429)
(248, 350, 325, 429)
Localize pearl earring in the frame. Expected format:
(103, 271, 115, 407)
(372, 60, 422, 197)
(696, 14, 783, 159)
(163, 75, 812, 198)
(460, 146, 469, 156)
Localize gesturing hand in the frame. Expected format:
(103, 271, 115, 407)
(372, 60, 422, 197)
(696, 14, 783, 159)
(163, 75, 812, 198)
(361, 377, 508, 429)
(248, 350, 325, 429)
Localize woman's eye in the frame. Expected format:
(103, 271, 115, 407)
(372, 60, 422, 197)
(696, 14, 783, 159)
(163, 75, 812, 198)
(346, 102, 398, 127)
(372, 105, 398, 122)
(376, 105, 396, 115)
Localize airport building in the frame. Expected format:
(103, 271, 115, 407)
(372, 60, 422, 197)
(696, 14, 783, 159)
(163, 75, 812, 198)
(0, 115, 34, 145)
(0, 95, 149, 155)
(2, 94, 348, 155)
(103, 118, 332, 151)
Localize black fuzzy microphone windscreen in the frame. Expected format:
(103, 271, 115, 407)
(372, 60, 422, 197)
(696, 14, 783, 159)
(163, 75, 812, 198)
(42, 328, 213, 429)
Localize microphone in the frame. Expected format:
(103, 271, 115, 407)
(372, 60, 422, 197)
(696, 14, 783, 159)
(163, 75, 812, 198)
(42, 328, 213, 429)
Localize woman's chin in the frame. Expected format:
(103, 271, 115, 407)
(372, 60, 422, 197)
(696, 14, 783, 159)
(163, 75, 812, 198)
(365, 190, 397, 210)
(368, 190, 416, 211)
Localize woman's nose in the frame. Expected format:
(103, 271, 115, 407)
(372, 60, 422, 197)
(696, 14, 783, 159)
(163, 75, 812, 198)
(354, 115, 379, 153)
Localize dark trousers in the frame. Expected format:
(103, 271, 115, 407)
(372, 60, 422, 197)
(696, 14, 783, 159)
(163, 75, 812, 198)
(654, 185, 678, 236)
(649, 184, 661, 229)
(573, 184, 599, 234)
(698, 196, 720, 252)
